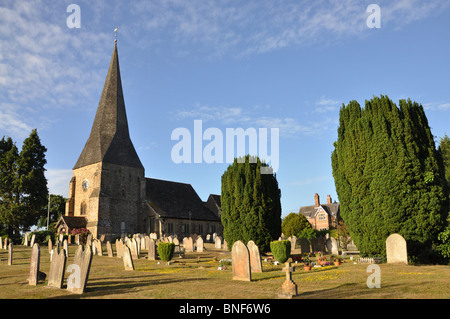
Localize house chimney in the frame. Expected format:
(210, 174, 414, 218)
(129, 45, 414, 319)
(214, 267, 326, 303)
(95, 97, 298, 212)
(327, 195, 332, 204)
(314, 193, 320, 207)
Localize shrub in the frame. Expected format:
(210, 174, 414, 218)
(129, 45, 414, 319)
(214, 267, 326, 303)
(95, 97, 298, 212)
(158, 242, 175, 262)
(70, 228, 90, 245)
(270, 240, 291, 263)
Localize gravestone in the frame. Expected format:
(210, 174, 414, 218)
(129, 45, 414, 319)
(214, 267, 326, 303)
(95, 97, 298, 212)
(8, 243, 13, 265)
(100, 234, 105, 242)
(67, 245, 93, 294)
(86, 233, 93, 247)
(95, 239, 103, 256)
(196, 236, 204, 252)
(140, 236, 146, 250)
(0, 236, 3, 249)
(215, 236, 222, 249)
(115, 239, 124, 258)
(106, 241, 114, 257)
(30, 234, 36, 247)
(223, 240, 228, 250)
(130, 238, 139, 259)
(386, 233, 408, 264)
(206, 234, 211, 242)
(318, 236, 326, 252)
(247, 240, 262, 273)
(24, 232, 29, 246)
(279, 262, 298, 298)
(48, 238, 53, 254)
(47, 248, 67, 289)
(299, 238, 310, 254)
(311, 237, 319, 252)
(4, 237, 8, 249)
(288, 236, 297, 253)
(231, 240, 251, 281)
(184, 237, 194, 252)
(28, 243, 41, 286)
(326, 237, 339, 255)
(122, 246, 135, 270)
(173, 237, 180, 246)
(59, 233, 64, 244)
(63, 239, 69, 258)
(147, 237, 156, 260)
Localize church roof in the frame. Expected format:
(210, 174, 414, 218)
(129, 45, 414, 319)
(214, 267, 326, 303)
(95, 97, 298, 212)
(145, 178, 220, 222)
(73, 42, 143, 170)
(56, 216, 87, 230)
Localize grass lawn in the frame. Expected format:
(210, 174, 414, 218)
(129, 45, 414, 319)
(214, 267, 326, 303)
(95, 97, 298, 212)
(0, 243, 449, 299)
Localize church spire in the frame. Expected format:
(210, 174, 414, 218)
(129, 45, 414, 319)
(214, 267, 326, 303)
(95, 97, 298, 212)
(74, 41, 143, 170)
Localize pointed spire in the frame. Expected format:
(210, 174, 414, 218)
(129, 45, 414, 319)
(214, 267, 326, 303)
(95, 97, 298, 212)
(74, 42, 143, 170)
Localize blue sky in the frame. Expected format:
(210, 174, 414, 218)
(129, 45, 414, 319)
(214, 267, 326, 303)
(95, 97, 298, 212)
(1, 0, 450, 218)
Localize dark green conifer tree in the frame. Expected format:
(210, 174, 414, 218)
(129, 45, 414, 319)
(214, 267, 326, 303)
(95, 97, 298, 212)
(221, 155, 281, 252)
(332, 96, 448, 260)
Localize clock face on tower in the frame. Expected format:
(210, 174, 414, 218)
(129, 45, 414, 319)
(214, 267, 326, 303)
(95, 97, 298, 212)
(82, 179, 89, 191)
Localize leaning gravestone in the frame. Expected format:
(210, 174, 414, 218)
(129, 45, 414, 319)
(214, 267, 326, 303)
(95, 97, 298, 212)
(28, 243, 41, 286)
(48, 248, 67, 289)
(247, 240, 262, 273)
(231, 240, 251, 281)
(67, 245, 93, 294)
(386, 233, 408, 264)
(63, 239, 69, 258)
(24, 232, 29, 246)
(122, 246, 135, 271)
(48, 238, 53, 254)
(30, 234, 36, 247)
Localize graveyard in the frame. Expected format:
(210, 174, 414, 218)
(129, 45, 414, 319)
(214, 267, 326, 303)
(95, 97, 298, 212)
(0, 236, 449, 299)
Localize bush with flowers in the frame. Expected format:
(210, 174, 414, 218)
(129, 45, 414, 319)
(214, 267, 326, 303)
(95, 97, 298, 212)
(70, 228, 90, 245)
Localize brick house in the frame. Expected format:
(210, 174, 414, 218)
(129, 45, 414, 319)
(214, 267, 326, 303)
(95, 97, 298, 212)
(299, 193, 340, 231)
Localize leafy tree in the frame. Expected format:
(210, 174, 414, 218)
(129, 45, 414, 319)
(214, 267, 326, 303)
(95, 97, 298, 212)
(0, 130, 48, 238)
(331, 96, 448, 260)
(281, 212, 312, 238)
(221, 155, 281, 252)
(37, 194, 67, 231)
(439, 134, 450, 191)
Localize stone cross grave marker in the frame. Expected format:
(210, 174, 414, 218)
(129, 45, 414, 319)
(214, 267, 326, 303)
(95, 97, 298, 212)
(247, 240, 262, 273)
(279, 262, 298, 298)
(231, 240, 251, 281)
(48, 248, 67, 289)
(28, 243, 41, 286)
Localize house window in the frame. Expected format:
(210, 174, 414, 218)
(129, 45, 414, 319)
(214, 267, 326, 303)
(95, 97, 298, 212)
(80, 202, 87, 215)
(318, 213, 327, 222)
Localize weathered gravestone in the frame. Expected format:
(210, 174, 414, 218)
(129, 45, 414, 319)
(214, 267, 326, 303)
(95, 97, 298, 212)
(8, 243, 13, 265)
(28, 243, 41, 286)
(288, 236, 297, 253)
(247, 240, 262, 273)
(184, 237, 194, 252)
(231, 240, 251, 281)
(115, 239, 124, 258)
(311, 237, 319, 252)
(147, 237, 156, 260)
(30, 234, 36, 247)
(386, 233, 408, 264)
(47, 248, 67, 289)
(24, 232, 29, 246)
(326, 237, 339, 255)
(299, 238, 310, 254)
(129, 238, 139, 259)
(215, 236, 222, 249)
(95, 239, 103, 256)
(122, 246, 135, 270)
(67, 245, 93, 294)
(106, 241, 114, 257)
(63, 239, 69, 258)
(196, 236, 204, 252)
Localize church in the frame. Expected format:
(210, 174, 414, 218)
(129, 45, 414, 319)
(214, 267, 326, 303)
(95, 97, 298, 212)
(57, 40, 223, 241)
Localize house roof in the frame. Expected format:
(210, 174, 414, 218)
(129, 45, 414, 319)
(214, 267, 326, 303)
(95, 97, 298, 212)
(145, 178, 220, 222)
(299, 203, 340, 219)
(73, 42, 143, 170)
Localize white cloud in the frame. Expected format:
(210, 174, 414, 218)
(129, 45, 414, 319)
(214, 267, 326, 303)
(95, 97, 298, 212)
(423, 102, 450, 111)
(45, 168, 72, 197)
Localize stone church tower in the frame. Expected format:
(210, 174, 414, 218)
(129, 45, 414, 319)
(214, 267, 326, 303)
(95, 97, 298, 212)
(65, 41, 146, 239)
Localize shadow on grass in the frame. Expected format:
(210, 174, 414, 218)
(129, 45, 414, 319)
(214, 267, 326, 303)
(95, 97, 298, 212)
(47, 276, 208, 299)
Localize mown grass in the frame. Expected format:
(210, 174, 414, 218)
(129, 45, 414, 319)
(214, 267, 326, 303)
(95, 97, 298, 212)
(0, 243, 449, 299)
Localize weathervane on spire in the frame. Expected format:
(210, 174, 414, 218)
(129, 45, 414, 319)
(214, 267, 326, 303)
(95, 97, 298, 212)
(114, 26, 119, 42)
